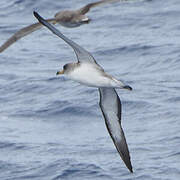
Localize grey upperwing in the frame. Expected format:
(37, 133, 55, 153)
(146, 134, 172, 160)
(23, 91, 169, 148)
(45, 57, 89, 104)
(33, 11, 98, 64)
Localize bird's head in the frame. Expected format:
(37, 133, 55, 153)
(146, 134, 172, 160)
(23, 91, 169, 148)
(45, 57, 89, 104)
(56, 63, 77, 75)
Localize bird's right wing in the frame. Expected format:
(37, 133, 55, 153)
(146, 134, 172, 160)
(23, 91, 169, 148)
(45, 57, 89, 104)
(99, 87, 133, 173)
(34, 11, 98, 64)
(0, 18, 56, 53)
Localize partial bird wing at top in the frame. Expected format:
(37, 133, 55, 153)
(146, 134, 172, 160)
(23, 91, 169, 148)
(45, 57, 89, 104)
(0, 18, 56, 53)
(99, 87, 133, 173)
(78, 0, 128, 15)
(34, 12, 98, 64)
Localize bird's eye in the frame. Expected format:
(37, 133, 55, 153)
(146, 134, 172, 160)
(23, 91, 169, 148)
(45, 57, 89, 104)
(63, 64, 68, 70)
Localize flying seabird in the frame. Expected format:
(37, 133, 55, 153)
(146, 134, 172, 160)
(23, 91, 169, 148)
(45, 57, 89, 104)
(34, 11, 133, 173)
(0, 0, 130, 53)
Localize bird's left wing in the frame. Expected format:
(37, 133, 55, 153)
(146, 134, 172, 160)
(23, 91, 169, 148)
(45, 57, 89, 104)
(0, 18, 56, 53)
(99, 87, 133, 173)
(33, 11, 97, 64)
(77, 0, 128, 15)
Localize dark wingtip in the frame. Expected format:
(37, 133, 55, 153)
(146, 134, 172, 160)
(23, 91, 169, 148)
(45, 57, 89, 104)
(125, 159, 133, 173)
(129, 167, 133, 173)
(33, 11, 38, 19)
(125, 161, 133, 173)
(33, 11, 43, 23)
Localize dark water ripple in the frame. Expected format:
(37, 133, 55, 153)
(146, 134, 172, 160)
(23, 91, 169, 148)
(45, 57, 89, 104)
(0, 0, 180, 179)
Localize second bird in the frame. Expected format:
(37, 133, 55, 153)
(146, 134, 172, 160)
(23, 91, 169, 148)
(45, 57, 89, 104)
(33, 11, 133, 173)
(0, 0, 129, 53)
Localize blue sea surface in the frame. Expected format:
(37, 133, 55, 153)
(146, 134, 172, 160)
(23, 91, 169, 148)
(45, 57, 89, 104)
(0, 0, 180, 179)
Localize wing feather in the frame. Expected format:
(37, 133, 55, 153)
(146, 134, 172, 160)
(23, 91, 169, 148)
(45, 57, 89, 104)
(0, 18, 56, 53)
(78, 0, 120, 14)
(34, 12, 97, 64)
(99, 87, 133, 173)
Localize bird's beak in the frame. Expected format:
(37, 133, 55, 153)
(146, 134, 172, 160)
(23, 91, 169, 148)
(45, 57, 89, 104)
(56, 69, 64, 75)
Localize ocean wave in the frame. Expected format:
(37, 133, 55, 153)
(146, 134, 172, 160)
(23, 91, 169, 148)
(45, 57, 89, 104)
(52, 162, 110, 180)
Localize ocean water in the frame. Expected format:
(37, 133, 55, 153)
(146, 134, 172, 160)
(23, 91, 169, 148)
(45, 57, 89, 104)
(0, 0, 180, 179)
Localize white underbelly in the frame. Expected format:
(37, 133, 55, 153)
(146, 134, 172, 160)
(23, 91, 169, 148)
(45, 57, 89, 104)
(66, 63, 113, 87)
